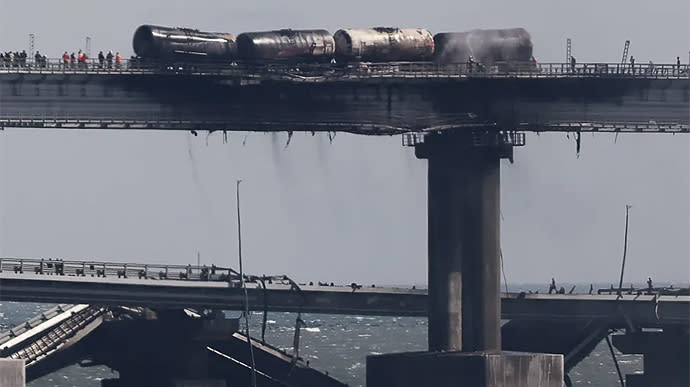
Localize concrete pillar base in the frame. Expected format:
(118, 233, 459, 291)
(0, 359, 25, 387)
(367, 351, 563, 387)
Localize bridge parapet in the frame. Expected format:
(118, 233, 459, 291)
(0, 257, 239, 283)
(0, 58, 687, 81)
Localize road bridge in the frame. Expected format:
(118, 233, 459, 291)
(0, 262, 688, 326)
(0, 304, 346, 387)
(2, 267, 688, 387)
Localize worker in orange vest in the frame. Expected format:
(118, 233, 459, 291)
(82, 53, 89, 69)
(115, 52, 122, 69)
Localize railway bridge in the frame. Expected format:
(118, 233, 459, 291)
(1, 60, 688, 387)
(0, 59, 686, 133)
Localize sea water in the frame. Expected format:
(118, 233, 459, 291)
(0, 292, 643, 387)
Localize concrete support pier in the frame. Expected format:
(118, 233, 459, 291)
(417, 131, 504, 352)
(367, 350, 563, 387)
(367, 130, 564, 386)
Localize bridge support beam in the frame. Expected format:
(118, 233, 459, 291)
(367, 130, 563, 386)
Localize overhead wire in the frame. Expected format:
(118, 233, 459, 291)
(499, 210, 509, 293)
(605, 333, 625, 387)
(245, 273, 309, 373)
(236, 180, 257, 387)
(500, 248, 509, 294)
(616, 205, 632, 299)
(258, 276, 269, 343)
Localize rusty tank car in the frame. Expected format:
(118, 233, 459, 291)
(236, 29, 335, 62)
(333, 27, 434, 62)
(133, 25, 237, 60)
(433, 28, 534, 68)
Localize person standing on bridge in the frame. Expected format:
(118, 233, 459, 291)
(677, 56, 681, 73)
(62, 51, 69, 68)
(98, 51, 105, 69)
(570, 56, 576, 73)
(115, 52, 122, 69)
(629, 55, 635, 74)
(70, 52, 76, 68)
(106, 50, 113, 69)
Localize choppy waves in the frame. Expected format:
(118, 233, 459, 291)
(0, 302, 642, 387)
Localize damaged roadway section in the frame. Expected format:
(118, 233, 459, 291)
(0, 273, 688, 326)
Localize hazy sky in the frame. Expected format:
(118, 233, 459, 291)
(0, 0, 688, 286)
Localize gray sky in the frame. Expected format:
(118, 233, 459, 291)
(0, 0, 688, 285)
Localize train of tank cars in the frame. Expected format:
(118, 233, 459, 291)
(132, 25, 535, 71)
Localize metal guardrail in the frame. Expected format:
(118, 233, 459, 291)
(0, 58, 686, 80)
(0, 116, 405, 133)
(0, 257, 241, 283)
(0, 304, 74, 346)
(1, 116, 685, 135)
(5, 305, 104, 366)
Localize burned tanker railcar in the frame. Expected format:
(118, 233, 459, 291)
(333, 28, 434, 62)
(433, 28, 534, 71)
(133, 25, 237, 61)
(236, 29, 335, 62)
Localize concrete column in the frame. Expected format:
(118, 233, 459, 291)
(368, 131, 561, 387)
(417, 132, 502, 352)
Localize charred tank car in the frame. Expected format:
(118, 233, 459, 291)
(133, 25, 237, 61)
(433, 28, 534, 71)
(236, 29, 335, 62)
(334, 28, 434, 62)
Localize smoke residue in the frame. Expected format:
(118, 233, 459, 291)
(433, 28, 533, 66)
(186, 133, 221, 238)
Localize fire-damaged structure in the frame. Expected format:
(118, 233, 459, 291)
(333, 28, 434, 62)
(433, 28, 534, 68)
(133, 25, 237, 60)
(131, 24, 534, 68)
(236, 29, 335, 62)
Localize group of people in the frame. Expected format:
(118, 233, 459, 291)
(61, 49, 122, 69)
(569, 55, 684, 75)
(0, 50, 40, 67)
(0, 49, 125, 70)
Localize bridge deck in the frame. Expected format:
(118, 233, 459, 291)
(1, 272, 687, 327)
(0, 60, 687, 134)
(1, 59, 687, 81)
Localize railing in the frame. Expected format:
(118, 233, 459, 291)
(0, 114, 410, 134)
(0, 57, 686, 80)
(0, 304, 74, 346)
(5, 305, 104, 366)
(0, 114, 685, 135)
(0, 257, 241, 283)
